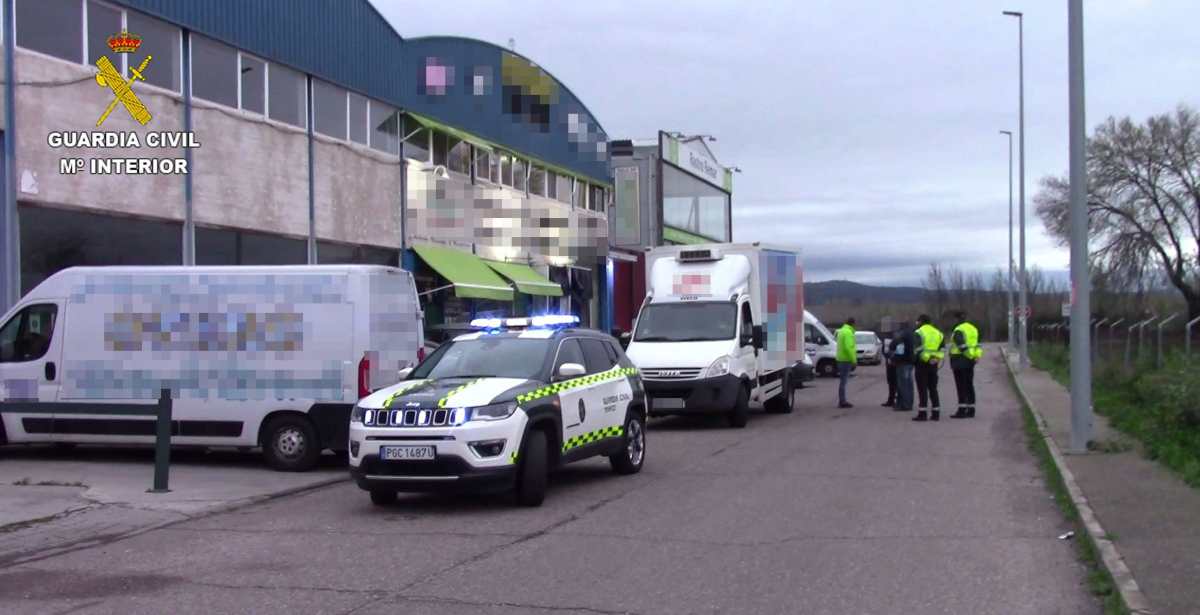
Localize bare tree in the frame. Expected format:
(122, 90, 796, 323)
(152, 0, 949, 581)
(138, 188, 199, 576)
(1035, 105, 1200, 319)
(923, 262, 948, 317)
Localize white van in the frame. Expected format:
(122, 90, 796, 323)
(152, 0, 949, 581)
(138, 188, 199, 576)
(625, 243, 805, 427)
(804, 310, 840, 377)
(0, 265, 423, 471)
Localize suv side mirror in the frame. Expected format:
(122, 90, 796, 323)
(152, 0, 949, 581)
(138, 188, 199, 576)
(397, 367, 414, 380)
(557, 362, 586, 379)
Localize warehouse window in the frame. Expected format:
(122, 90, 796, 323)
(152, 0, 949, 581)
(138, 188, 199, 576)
(448, 139, 471, 176)
(239, 54, 265, 114)
(191, 34, 238, 108)
(348, 93, 368, 145)
(432, 132, 448, 167)
(475, 150, 494, 183)
(572, 181, 585, 209)
(127, 10, 180, 91)
(556, 175, 572, 204)
(313, 78, 347, 140)
(499, 155, 513, 187)
(402, 116, 430, 162)
(529, 166, 547, 197)
(317, 241, 398, 266)
(268, 64, 306, 128)
(513, 159, 527, 192)
(16, 0, 82, 62)
(196, 227, 306, 265)
(546, 171, 558, 200)
(589, 185, 606, 213)
(87, 1, 122, 68)
(370, 101, 399, 155)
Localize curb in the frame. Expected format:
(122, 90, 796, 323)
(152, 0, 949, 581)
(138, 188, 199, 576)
(1000, 347, 1152, 615)
(3, 474, 348, 568)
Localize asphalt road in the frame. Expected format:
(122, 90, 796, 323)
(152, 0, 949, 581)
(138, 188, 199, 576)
(0, 358, 1098, 614)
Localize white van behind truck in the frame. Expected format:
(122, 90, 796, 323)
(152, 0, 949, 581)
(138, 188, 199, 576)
(625, 243, 805, 427)
(0, 265, 423, 471)
(803, 310, 840, 377)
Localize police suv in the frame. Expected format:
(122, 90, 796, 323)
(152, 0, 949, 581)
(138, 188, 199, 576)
(349, 316, 647, 507)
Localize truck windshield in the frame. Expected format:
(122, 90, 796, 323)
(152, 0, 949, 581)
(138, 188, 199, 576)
(410, 337, 551, 380)
(633, 302, 737, 342)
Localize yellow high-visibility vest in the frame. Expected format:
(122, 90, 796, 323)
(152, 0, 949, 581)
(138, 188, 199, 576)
(916, 324, 944, 363)
(950, 322, 983, 361)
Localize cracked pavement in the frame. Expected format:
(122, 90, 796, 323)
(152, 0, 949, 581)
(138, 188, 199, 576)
(0, 357, 1098, 614)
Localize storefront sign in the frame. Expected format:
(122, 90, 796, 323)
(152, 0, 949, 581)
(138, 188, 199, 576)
(661, 133, 728, 191)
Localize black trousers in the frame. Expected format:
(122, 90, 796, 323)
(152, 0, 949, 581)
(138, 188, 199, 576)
(884, 362, 897, 403)
(953, 363, 976, 406)
(915, 362, 940, 409)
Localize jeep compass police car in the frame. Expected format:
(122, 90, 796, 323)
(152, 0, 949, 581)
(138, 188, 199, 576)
(349, 316, 647, 507)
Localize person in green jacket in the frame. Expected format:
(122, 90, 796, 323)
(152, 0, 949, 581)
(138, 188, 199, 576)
(835, 317, 858, 408)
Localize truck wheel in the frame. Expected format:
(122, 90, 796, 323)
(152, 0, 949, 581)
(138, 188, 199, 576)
(369, 489, 397, 506)
(765, 375, 794, 414)
(515, 430, 548, 507)
(818, 360, 837, 378)
(727, 385, 750, 428)
(262, 415, 320, 472)
(609, 412, 645, 475)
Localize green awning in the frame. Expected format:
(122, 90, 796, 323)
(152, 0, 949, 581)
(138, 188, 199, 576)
(403, 111, 613, 189)
(484, 261, 563, 297)
(663, 225, 718, 246)
(413, 244, 514, 302)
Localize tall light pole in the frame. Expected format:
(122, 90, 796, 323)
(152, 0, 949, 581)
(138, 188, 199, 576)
(1000, 129, 1015, 350)
(1067, 0, 1092, 451)
(1003, 9, 1028, 368)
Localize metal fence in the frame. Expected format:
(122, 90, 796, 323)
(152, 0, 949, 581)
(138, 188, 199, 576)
(1035, 314, 1200, 370)
(0, 389, 173, 492)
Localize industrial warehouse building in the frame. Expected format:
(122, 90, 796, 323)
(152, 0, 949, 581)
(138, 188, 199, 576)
(1, 0, 613, 328)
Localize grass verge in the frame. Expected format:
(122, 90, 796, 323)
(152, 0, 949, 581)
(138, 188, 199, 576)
(1005, 361, 1129, 615)
(1029, 343, 1200, 488)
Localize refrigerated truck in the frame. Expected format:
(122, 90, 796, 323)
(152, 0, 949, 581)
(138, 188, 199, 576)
(624, 243, 805, 427)
(0, 265, 424, 471)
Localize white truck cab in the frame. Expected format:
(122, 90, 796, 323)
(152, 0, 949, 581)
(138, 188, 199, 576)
(624, 243, 805, 427)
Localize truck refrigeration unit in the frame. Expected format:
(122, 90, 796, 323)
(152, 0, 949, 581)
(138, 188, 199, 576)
(624, 243, 805, 427)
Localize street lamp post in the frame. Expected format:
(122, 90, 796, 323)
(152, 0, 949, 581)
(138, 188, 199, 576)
(1067, 0, 1092, 451)
(1000, 129, 1014, 350)
(1003, 10, 1028, 368)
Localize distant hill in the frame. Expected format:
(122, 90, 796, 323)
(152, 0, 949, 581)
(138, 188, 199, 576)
(804, 280, 925, 306)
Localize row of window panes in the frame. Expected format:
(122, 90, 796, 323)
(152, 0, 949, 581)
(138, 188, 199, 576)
(15, 0, 399, 154)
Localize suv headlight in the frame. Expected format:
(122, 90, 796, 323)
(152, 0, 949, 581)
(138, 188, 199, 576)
(351, 404, 370, 424)
(703, 356, 730, 378)
(469, 401, 518, 422)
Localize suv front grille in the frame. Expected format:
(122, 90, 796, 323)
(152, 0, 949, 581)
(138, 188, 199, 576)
(641, 367, 703, 380)
(366, 408, 458, 427)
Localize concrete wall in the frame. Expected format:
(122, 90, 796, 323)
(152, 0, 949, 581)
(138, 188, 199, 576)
(15, 50, 185, 220)
(312, 137, 401, 248)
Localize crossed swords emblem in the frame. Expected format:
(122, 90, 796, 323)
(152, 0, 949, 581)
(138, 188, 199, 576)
(94, 55, 153, 127)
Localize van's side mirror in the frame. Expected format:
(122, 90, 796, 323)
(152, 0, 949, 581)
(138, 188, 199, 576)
(397, 367, 413, 380)
(557, 362, 586, 379)
(752, 325, 764, 350)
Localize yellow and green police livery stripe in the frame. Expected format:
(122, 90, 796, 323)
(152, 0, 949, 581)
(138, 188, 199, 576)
(563, 424, 625, 453)
(515, 367, 639, 405)
(382, 380, 429, 409)
(437, 378, 485, 408)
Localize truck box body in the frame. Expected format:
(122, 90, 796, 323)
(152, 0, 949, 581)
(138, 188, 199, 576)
(626, 243, 804, 419)
(0, 265, 423, 467)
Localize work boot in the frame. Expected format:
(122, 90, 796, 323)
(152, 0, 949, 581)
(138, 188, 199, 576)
(882, 400, 895, 407)
(967, 406, 976, 418)
(950, 407, 969, 419)
(931, 409, 941, 421)
(912, 410, 928, 422)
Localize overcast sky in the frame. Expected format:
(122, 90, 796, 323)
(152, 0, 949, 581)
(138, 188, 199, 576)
(373, 0, 1197, 286)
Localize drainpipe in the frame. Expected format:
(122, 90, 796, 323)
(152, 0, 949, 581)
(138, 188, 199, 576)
(305, 76, 316, 264)
(2, 0, 18, 308)
(181, 30, 195, 265)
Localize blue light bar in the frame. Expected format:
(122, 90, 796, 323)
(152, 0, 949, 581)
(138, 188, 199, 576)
(530, 314, 580, 328)
(469, 318, 503, 329)
(469, 315, 580, 330)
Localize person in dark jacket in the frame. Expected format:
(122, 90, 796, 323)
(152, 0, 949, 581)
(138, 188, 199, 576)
(881, 334, 898, 407)
(889, 322, 916, 412)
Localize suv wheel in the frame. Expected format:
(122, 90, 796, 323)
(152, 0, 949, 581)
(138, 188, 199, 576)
(609, 412, 645, 475)
(262, 415, 320, 472)
(515, 430, 548, 507)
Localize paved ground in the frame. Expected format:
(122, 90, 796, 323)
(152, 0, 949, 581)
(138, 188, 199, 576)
(0, 446, 346, 565)
(1013, 358, 1200, 615)
(0, 358, 1097, 614)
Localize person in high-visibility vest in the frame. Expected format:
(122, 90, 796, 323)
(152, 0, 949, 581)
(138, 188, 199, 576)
(949, 310, 984, 419)
(912, 314, 944, 422)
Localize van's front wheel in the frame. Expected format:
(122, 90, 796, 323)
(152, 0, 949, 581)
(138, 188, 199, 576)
(727, 384, 750, 428)
(262, 415, 320, 472)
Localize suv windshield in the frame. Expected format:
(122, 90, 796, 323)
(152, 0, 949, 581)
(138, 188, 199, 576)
(633, 302, 737, 342)
(410, 336, 552, 380)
